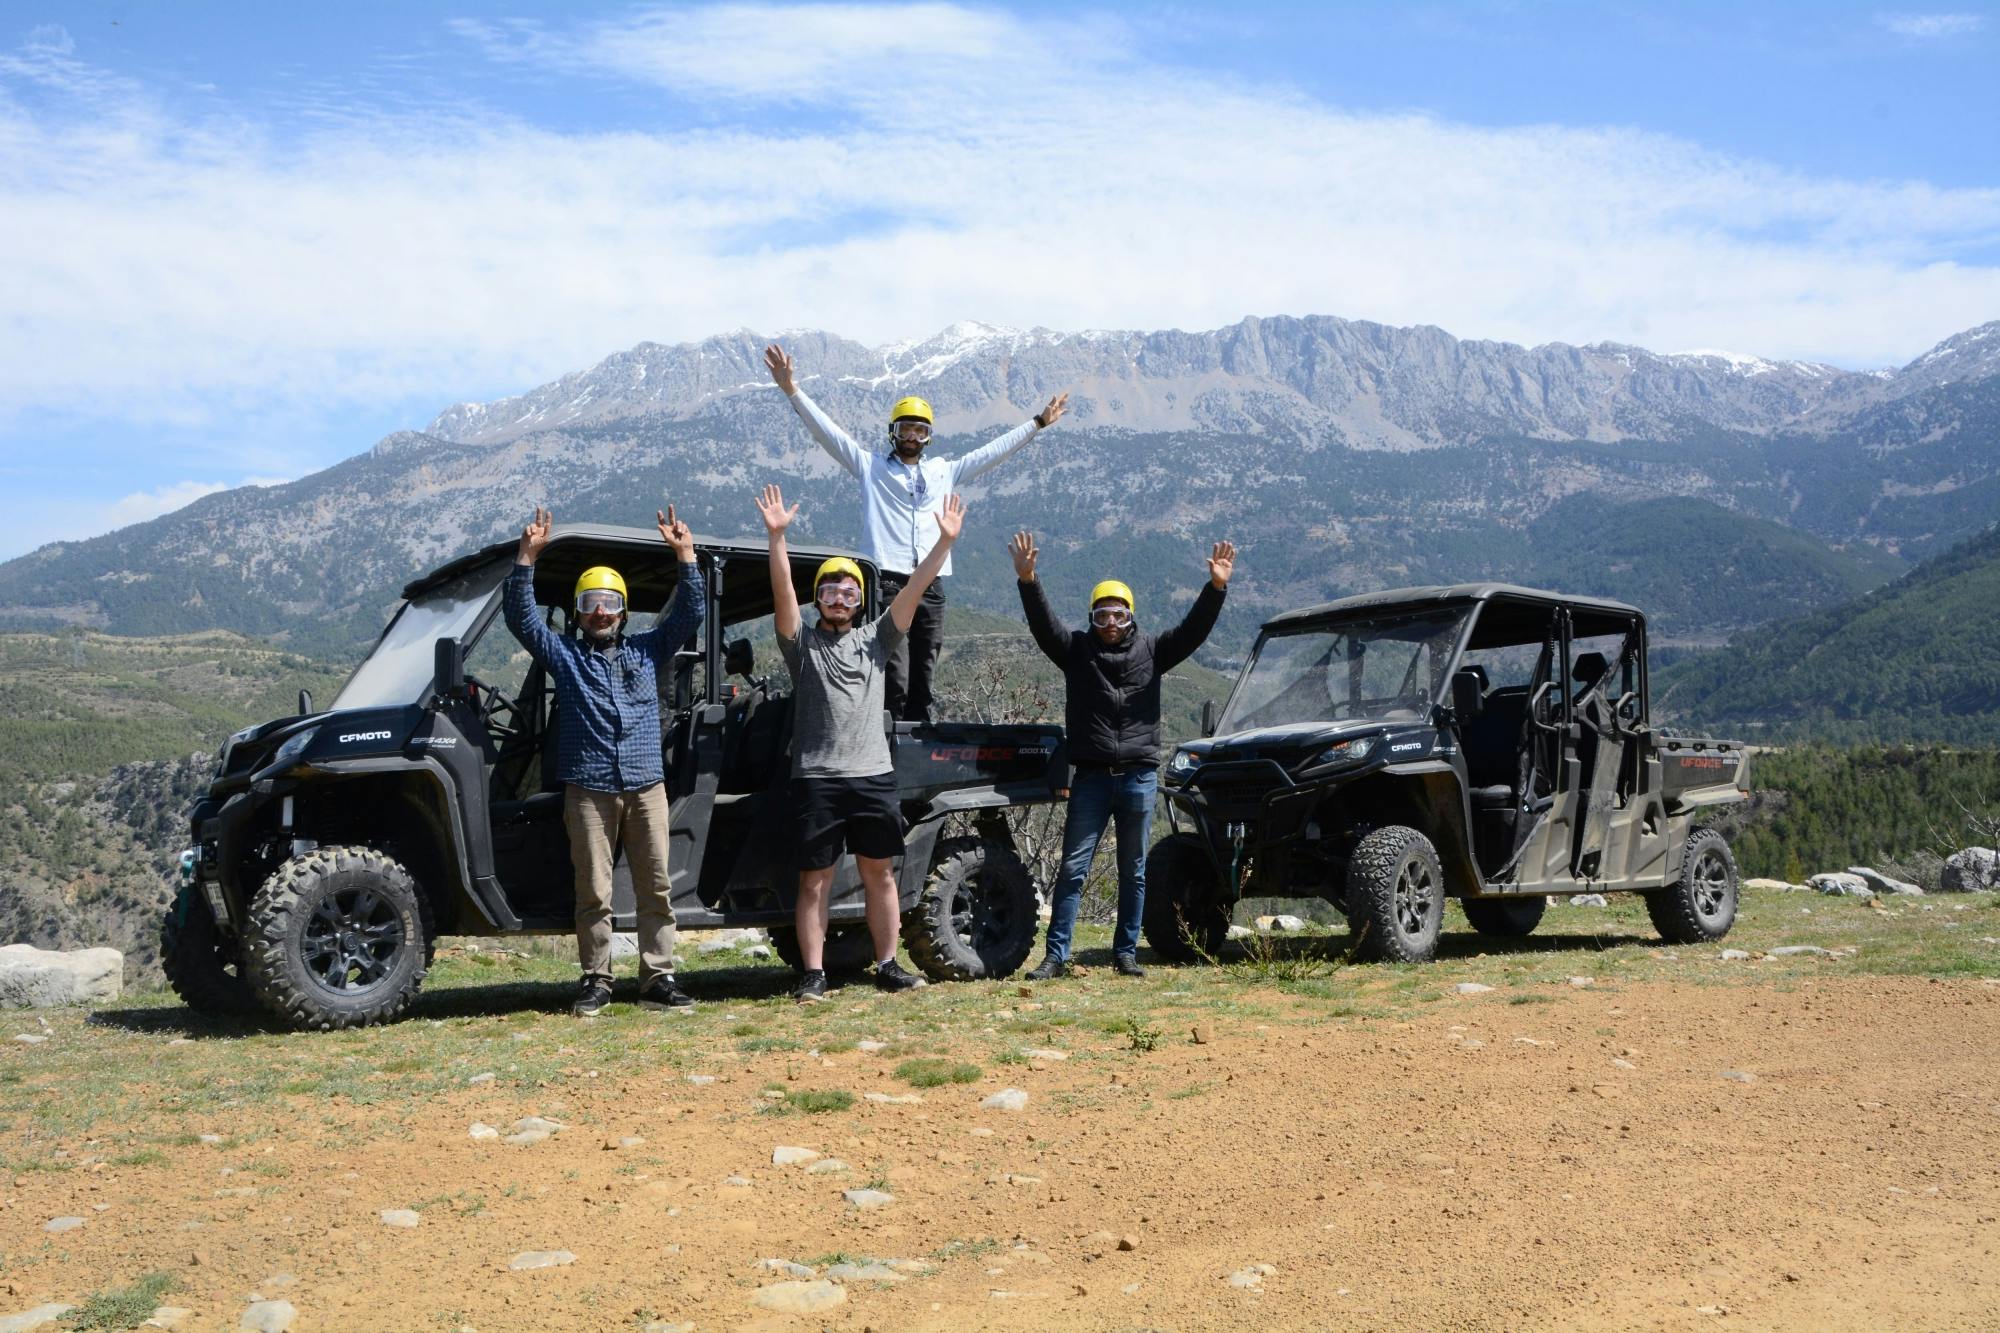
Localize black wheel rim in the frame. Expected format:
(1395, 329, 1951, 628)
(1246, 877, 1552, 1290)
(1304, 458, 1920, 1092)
(1393, 856, 1437, 939)
(948, 873, 1015, 953)
(1691, 849, 1731, 921)
(301, 888, 405, 995)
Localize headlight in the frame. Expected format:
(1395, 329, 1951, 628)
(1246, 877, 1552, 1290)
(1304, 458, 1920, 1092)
(1307, 736, 1375, 769)
(1166, 749, 1201, 782)
(271, 727, 319, 769)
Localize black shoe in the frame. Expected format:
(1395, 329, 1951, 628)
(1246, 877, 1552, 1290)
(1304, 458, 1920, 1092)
(1025, 954, 1067, 981)
(874, 959, 928, 992)
(1113, 953, 1146, 978)
(793, 970, 828, 1005)
(639, 975, 695, 1011)
(571, 978, 613, 1018)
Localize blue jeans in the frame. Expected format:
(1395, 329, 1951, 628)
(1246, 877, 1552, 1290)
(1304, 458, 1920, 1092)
(1044, 767, 1156, 962)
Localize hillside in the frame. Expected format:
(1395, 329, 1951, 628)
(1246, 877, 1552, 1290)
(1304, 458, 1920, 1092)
(1657, 522, 2000, 741)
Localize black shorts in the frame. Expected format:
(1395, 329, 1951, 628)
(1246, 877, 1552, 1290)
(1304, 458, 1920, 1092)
(792, 772, 905, 870)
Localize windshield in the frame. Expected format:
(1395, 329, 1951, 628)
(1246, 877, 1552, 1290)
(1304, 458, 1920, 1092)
(1217, 610, 1468, 733)
(332, 558, 512, 709)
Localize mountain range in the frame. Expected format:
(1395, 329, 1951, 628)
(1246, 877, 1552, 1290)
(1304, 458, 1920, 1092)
(4, 314, 1999, 662)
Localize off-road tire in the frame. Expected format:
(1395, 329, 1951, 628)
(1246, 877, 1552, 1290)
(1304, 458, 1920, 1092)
(1460, 895, 1547, 938)
(770, 924, 877, 975)
(902, 836, 1038, 981)
(244, 846, 435, 1030)
(160, 882, 259, 1016)
(1141, 834, 1230, 963)
(1347, 825, 1446, 963)
(1644, 827, 1738, 944)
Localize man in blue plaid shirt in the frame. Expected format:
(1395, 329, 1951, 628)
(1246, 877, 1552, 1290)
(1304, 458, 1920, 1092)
(505, 504, 705, 1017)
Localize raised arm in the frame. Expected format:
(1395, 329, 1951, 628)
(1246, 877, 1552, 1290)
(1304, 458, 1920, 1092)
(1010, 530, 1071, 665)
(756, 483, 802, 641)
(889, 493, 965, 633)
(626, 504, 706, 656)
(766, 342, 867, 479)
(1155, 540, 1235, 672)
(950, 390, 1070, 485)
(503, 506, 561, 665)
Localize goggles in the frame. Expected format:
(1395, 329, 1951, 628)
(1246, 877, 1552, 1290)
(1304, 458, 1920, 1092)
(576, 590, 626, 615)
(816, 584, 862, 609)
(890, 422, 932, 445)
(1089, 606, 1133, 628)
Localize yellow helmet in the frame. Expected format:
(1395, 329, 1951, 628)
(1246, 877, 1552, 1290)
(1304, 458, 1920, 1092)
(814, 557, 866, 596)
(888, 395, 933, 425)
(574, 566, 628, 606)
(1090, 579, 1135, 611)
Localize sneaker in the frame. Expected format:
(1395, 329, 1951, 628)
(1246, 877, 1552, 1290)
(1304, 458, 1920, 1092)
(873, 959, 928, 992)
(1112, 953, 1146, 978)
(793, 970, 828, 1005)
(1025, 954, 1067, 981)
(639, 975, 695, 1011)
(571, 978, 613, 1018)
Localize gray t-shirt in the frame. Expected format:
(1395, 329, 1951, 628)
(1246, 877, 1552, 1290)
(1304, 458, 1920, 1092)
(777, 613, 908, 778)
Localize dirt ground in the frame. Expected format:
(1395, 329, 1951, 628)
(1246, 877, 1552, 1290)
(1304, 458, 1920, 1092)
(5, 968, 1999, 1332)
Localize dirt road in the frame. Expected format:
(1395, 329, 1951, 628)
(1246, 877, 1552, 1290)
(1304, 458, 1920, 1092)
(6, 969, 1998, 1331)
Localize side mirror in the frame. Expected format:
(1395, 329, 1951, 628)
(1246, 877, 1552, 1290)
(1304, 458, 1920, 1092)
(1200, 699, 1218, 738)
(298, 688, 313, 716)
(724, 636, 754, 679)
(1450, 671, 1485, 721)
(432, 637, 466, 704)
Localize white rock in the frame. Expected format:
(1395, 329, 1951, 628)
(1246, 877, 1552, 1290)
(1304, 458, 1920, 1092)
(856, 1040, 889, 1053)
(468, 1122, 499, 1141)
(1225, 925, 1255, 940)
(864, 1092, 922, 1105)
(982, 1088, 1030, 1112)
(379, 1209, 421, 1229)
(610, 932, 639, 959)
(1719, 949, 1750, 961)
(237, 1301, 296, 1333)
(0, 1304, 73, 1333)
(750, 1280, 846, 1313)
(43, 1216, 84, 1233)
(772, 1146, 820, 1166)
(1848, 866, 1923, 896)
(1568, 894, 1609, 907)
(722, 1175, 752, 1187)
(0, 944, 123, 1008)
(142, 1308, 192, 1329)
(503, 1129, 550, 1146)
(512, 1115, 563, 1133)
(641, 1323, 695, 1333)
(746, 945, 774, 960)
(1021, 1048, 1069, 1061)
(1720, 1070, 1757, 1084)
(1940, 848, 1999, 892)
(1811, 872, 1873, 897)
(843, 1188, 895, 1208)
(508, 1250, 576, 1271)
(756, 1258, 815, 1278)
(805, 1159, 849, 1174)
(685, 1074, 716, 1086)
(1255, 914, 1306, 932)
(825, 1260, 906, 1283)
(13, 1034, 48, 1045)
(466, 1072, 495, 1085)
(1769, 945, 1836, 957)
(1742, 877, 1807, 892)
(1452, 983, 1494, 995)
(1567, 976, 1594, 988)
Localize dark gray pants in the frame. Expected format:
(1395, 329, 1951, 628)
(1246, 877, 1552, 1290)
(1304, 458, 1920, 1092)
(878, 573, 945, 722)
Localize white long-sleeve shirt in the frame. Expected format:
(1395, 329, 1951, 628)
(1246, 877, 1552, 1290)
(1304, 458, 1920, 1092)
(786, 387, 1042, 577)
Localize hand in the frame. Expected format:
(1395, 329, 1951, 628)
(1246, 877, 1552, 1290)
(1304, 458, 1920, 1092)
(755, 483, 798, 536)
(518, 506, 553, 564)
(764, 343, 796, 395)
(656, 503, 695, 562)
(1035, 390, 1070, 428)
(1008, 530, 1038, 582)
(1207, 539, 1236, 589)
(935, 493, 966, 544)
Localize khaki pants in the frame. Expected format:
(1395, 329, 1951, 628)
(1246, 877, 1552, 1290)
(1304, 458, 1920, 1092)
(564, 782, 677, 985)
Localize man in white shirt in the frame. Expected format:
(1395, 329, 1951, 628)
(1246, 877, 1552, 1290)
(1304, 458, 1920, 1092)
(764, 342, 1069, 721)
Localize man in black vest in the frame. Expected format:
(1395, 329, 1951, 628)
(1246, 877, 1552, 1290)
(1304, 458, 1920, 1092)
(1012, 531, 1236, 978)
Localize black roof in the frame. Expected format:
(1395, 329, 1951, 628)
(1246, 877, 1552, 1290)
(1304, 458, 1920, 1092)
(1263, 583, 1644, 634)
(400, 524, 872, 602)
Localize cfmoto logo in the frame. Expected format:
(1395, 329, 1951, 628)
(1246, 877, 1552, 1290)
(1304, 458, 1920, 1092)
(338, 730, 392, 743)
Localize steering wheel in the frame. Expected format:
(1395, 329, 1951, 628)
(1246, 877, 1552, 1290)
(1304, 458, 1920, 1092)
(464, 674, 521, 740)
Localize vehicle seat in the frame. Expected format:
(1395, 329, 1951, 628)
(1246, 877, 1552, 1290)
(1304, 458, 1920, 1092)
(538, 698, 564, 793)
(1461, 682, 1527, 806)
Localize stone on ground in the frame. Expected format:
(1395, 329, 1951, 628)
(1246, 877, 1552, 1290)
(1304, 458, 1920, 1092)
(843, 1188, 895, 1209)
(756, 1258, 815, 1278)
(1568, 894, 1608, 907)
(772, 1145, 820, 1166)
(42, 1216, 83, 1233)
(0, 945, 122, 1008)
(750, 1280, 846, 1313)
(379, 1209, 421, 1228)
(982, 1088, 1030, 1112)
(806, 1158, 849, 1174)
(1811, 872, 1873, 897)
(1848, 866, 1923, 896)
(1743, 877, 1807, 892)
(1941, 848, 1999, 892)
(1453, 982, 1493, 995)
(826, 1260, 906, 1283)
(468, 1122, 499, 1140)
(508, 1250, 576, 1271)
(0, 1305, 74, 1333)
(237, 1301, 296, 1332)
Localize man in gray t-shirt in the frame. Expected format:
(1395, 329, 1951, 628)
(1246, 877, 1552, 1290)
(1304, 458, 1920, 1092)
(756, 482, 965, 1003)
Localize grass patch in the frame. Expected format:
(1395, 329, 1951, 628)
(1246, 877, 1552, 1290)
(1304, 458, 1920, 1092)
(785, 1089, 855, 1115)
(108, 1149, 167, 1168)
(61, 1271, 175, 1330)
(1507, 993, 1554, 1006)
(896, 1058, 981, 1088)
(1123, 1019, 1162, 1053)
(738, 1036, 802, 1054)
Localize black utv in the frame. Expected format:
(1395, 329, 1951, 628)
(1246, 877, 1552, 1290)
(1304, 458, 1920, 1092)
(165, 523, 1065, 1029)
(1144, 584, 1749, 964)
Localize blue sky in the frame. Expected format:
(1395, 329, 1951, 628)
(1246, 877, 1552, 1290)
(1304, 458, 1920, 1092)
(3, 1, 1997, 559)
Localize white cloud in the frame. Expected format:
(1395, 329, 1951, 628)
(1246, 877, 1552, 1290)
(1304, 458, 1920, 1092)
(1, 0, 1998, 460)
(1877, 12, 1985, 38)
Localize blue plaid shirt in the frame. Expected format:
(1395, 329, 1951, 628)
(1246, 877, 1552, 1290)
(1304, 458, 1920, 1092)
(503, 560, 705, 792)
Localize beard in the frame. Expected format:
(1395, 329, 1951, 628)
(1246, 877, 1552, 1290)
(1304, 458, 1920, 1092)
(582, 619, 620, 644)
